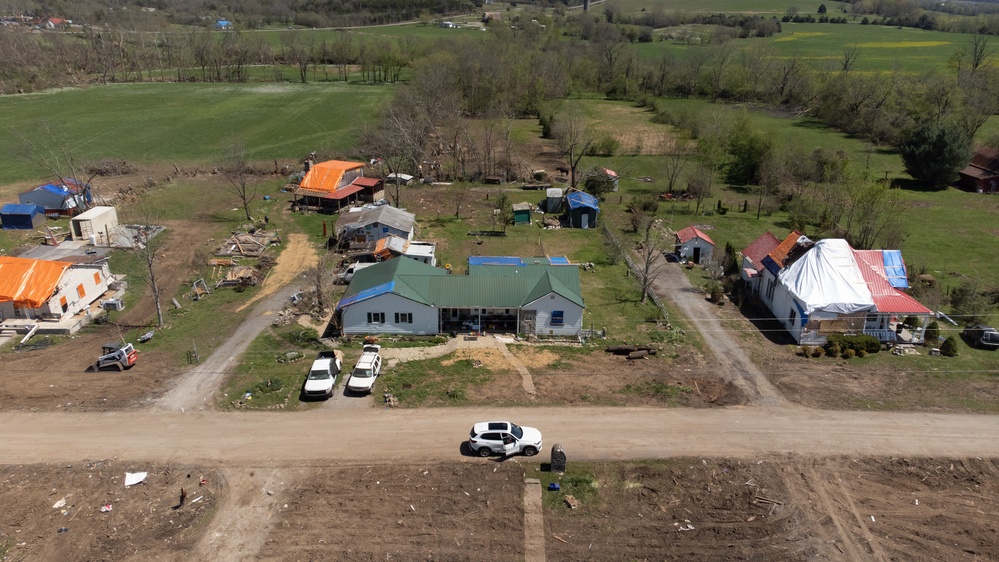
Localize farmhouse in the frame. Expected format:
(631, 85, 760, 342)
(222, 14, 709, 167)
(757, 234, 931, 345)
(739, 231, 781, 294)
(565, 191, 599, 229)
(336, 256, 584, 336)
(18, 178, 91, 217)
(674, 226, 715, 264)
(336, 205, 415, 245)
(1, 204, 45, 230)
(294, 160, 383, 211)
(958, 147, 999, 194)
(0, 256, 113, 326)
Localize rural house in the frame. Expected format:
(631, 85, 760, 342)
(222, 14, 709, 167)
(18, 178, 91, 217)
(739, 231, 781, 294)
(757, 234, 931, 345)
(294, 160, 383, 211)
(958, 147, 999, 194)
(336, 256, 584, 336)
(674, 226, 715, 264)
(565, 191, 599, 229)
(0, 256, 113, 325)
(1, 204, 45, 230)
(346, 235, 437, 266)
(336, 205, 415, 245)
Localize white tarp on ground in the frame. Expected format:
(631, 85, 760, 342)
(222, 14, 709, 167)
(778, 239, 875, 315)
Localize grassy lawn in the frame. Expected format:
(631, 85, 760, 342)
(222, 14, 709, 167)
(218, 325, 330, 410)
(0, 82, 392, 184)
(377, 352, 498, 406)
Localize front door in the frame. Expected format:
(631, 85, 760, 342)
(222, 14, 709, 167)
(580, 213, 589, 229)
(693, 247, 701, 264)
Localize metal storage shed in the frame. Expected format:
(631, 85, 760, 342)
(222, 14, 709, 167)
(71, 206, 119, 244)
(1, 204, 45, 230)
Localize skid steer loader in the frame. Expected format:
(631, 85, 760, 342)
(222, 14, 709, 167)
(86, 342, 138, 372)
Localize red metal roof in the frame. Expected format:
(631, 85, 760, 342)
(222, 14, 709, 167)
(296, 183, 364, 200)
(853, 250, 930, 315)
(741, 232, 780, 273)
(352, 177, 382, 188)
(676, 226, 715, 246)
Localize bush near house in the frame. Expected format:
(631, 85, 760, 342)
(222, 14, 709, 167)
(940, 336, 959, 357)
(825, 334, 881, 356)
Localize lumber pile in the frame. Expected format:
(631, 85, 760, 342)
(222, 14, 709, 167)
(215, 232, 276, 257)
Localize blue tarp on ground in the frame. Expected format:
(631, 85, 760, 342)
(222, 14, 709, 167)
(1, 204, 45, 229)
(882, 250, 909, 289)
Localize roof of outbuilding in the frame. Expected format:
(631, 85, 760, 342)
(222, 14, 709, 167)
(675, 226, 715, 246)
(336, 205, 415, 234)
(565, 191, 600, 211)
(299, 160, 365, 193)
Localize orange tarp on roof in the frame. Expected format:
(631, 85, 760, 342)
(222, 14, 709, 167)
(0, 256, 72, 308)
(299, 160, 365, 193)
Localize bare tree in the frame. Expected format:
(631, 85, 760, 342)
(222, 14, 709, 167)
(688, 165, 713, 215)
(970, 33, 993, 74)
(312, 249, 336, 315)
(636, 214, 669, 304)
(221, 139, 256, 221)
(552, 104, 594, 188)
(18, 120, 94, 206)
(841, 46, 859, 73)
(447, 184, 468, 220)
(660, 134, 689, 193)
(128, 204, 165, 329)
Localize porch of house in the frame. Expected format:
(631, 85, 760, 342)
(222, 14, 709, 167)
(439, 307, 519, 334)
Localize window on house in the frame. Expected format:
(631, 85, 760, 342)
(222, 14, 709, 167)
(395, 312, 413, 324)
(789, 310, 796, 328)
(77, 284, 86, 298)
(59, 295, 68, 313)
(367, 312, 385, 324)
(551, 310, 564, 326)
(93, 272, 101, 284)
(766, 279, 775, 300)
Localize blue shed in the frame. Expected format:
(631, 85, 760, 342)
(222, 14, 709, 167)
(565, 191, 600, 229)
(1, 204, 45, 230)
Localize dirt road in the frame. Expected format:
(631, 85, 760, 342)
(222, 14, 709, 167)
(649, 253, 788, 407)
(153, 233, 316, 411)
(3, 407, 997, 465)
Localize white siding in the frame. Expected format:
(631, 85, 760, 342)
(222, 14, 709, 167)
(678, 238, 714, 262)
(523, 293, 583, 336)
(364, 223, 413, 243)
(0, 263, 110, 321)
(770, 284, 804, 343)
(341, 293, 438, 335)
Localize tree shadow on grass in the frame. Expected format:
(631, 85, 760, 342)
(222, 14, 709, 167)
(889, 177, 952, 193)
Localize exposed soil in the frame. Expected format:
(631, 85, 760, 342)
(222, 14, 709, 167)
(0, 462, 222, 561)
(4, 456, 998, 561)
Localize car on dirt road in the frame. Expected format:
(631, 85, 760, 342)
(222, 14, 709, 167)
(468, 421, 543, 457)
(346, 344, 382, 393)
(962, 325, 999, 350)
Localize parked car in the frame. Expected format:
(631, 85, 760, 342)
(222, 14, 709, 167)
(467, 421, 543, 457)
(302, 350, 343, 399)
(336, 262, 376, 284)
(346, 344, 382, 393)
(962, 325, 999, 350)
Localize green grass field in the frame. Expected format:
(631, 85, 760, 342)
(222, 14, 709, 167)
(0, 82, 392, 185)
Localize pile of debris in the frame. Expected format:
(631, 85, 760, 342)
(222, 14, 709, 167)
(542, 216, 561, 230)
(216, 231, 278, 257)
(605, 344, 659, 360)
(215, 265, 261, 288)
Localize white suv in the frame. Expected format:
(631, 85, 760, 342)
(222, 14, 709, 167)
(346, 344, 382, 393)
(468, 421, 543, 457)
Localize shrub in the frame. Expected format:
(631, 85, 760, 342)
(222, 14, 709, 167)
(924, 321, 940, 344)
(857, 349, 867, 358)
(800, 345, 812, 357)
(811, 347, 824, 358)
(825, 342, 841, 357)
(940, 336, 958, 357)
(825, 334, 880, 355)
(842, 349, 856, 359)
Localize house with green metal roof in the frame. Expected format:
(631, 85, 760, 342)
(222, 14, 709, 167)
(336, 257, 585, 336)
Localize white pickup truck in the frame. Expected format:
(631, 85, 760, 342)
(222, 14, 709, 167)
(302, 350, 343, 399)
(336, 262, 376, 284)
(346, 344, 382, 394)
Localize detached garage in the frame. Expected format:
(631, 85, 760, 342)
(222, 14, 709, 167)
(71, 206, 119, 244)
(1, 204, 45, 230)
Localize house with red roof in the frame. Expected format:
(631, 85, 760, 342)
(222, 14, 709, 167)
(674, 226, 715, 264)
(739, 231, 780, 294)
(958, 147, 999, 194)
(755, 233, 931, 345)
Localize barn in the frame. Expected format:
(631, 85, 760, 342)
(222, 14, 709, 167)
(19, 179, 91, 217)
(1, 204, 45, 230)
(565, 191, 599, 229)
(71, 206, 119, 244)
(958, 147, 999, 194)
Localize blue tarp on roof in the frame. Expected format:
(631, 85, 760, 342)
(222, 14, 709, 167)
(1, 204, 44, 229)
(882, 250, 909, 289)
(566, 192, 600, 211)
(38, 184, 72, 196)
(336, 281, 394, 311)
(469, 256, 524, 266)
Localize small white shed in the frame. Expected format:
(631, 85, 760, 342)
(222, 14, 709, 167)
(675, 226, 715, 264)
(72, 206, 119, 244)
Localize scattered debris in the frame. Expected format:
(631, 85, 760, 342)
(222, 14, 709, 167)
(564, 495, 580, 509)
(172, 487, 187, 510)
(100, 504, 112, 513)
(552, 534, 570, 544)
(52, 498, 67, 509)
(124, 472, 148, 487)
(383, 393, 399, 407)
(216, 231, 278, 257)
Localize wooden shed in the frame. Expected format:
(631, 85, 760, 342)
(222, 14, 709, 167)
(512, 202, 532, 225)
